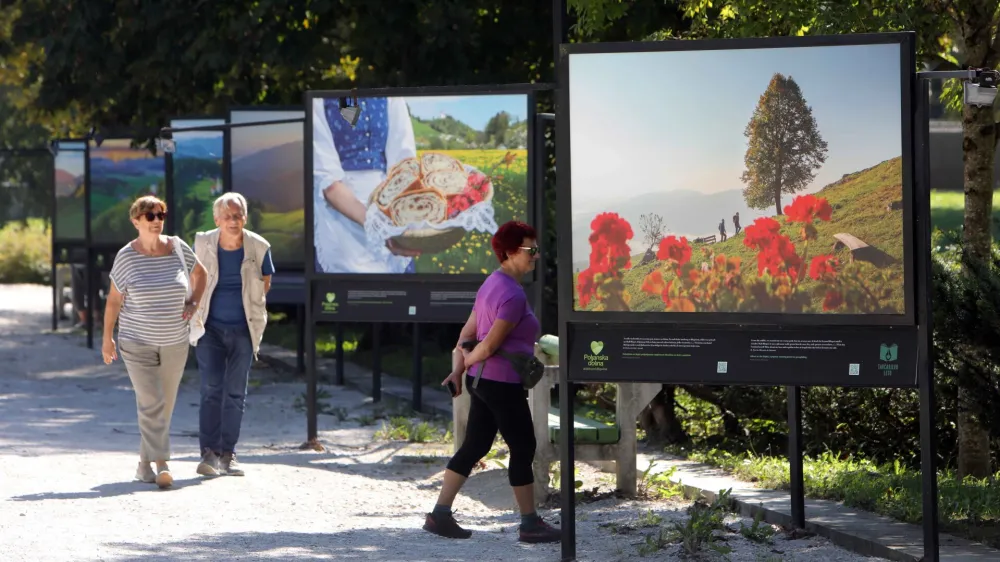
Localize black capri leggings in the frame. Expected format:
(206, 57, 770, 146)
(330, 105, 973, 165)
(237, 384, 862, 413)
(447, 374, 537, 487)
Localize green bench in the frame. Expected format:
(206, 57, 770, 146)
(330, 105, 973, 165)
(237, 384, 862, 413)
(547, 406, 621, 444)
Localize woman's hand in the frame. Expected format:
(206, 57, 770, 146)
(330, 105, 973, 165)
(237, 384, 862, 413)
(102, 337, 118, 365)
(442, 370, 464, 397)
(182, 300, 198, 320)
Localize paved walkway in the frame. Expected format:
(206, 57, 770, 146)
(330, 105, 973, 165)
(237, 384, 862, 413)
(1, 284, 895, 561)
(265, 322, 1000, 562)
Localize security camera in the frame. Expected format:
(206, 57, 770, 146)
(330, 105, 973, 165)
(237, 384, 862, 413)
(156, 138, 176, 154)
(964, 69, 1000, 107)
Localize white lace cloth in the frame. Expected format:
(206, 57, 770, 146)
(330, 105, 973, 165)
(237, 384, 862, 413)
(363, 165, 499, 258)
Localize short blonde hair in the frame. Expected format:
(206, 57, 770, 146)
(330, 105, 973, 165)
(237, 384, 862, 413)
(213, 192, 248, 219)
(129, 195, 166, 219)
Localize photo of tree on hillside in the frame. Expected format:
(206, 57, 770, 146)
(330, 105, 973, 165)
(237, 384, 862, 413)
(312, 93, 529, 275)
(569, 43, 906, 315)
(54, 144, 86, 240)
(171, 119, 224, 244)
(89, 139, 166, 245)
(230, 110, 306, 266)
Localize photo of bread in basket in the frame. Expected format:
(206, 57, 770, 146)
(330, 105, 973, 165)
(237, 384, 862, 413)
(369, 152, 495, 254)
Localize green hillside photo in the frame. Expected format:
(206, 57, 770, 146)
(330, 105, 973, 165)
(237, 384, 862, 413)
(576, 157, 905, 314)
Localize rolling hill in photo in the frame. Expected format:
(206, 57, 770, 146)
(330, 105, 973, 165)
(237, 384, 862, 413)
(231, 139, 304, 264)
(574, 157, 906, 314)
(89, 147, 165, 244)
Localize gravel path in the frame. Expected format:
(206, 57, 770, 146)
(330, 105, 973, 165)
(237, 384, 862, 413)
(0, 284, 889, 561)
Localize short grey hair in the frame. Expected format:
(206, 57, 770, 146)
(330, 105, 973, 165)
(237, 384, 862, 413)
(213, 192, 248, 219)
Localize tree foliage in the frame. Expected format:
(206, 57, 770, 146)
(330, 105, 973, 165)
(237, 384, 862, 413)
(741, 73, 827, 215)
(638, 212, 665, 251)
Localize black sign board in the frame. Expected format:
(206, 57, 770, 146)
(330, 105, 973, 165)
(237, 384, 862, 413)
(313, 280, 477, 323)
(567, 324, 917, 387)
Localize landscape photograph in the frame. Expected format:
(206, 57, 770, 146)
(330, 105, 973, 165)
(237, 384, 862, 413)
(171, 118, 224, 244)
(230, 109, 305, 266)
(569, 43, 906, 315)
(53, 145, 86, 240)
(89, 139, 166, 244)
(311, 93, 529, 275)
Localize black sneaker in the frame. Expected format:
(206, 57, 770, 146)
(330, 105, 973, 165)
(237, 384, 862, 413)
(518, 518, 561, 543)
(423, 512, 472, 539)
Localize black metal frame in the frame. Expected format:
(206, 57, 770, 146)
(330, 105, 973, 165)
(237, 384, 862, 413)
(225, 105, 307, 272)
(164, 115, 226, 239)
(554, 31, 939, 562)
(302, 84, 550, 441)
(558, 33, 916, 329)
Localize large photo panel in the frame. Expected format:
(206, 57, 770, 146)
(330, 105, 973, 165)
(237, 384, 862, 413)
(567, 37, 912, 320)
(229, 109, 305, 268)
(310, 91, 531, 276)
(53, 141, 87, 241)
(88, 139, 166, 245)
(170, 118, 224, 244)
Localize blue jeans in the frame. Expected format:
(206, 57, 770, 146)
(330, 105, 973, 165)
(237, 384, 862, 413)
(196, 323, 253, 453)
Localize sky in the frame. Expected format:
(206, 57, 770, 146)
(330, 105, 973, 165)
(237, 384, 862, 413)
(230, 110, 304, 159)
(55, 150, 84, 177)
(170, 118, 225, 141)
(402, 94, 528, 130)
(569, 42, 904, 212)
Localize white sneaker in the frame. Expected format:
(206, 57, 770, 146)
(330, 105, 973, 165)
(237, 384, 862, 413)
(155, 465, 173, 489)
(134, 462, 155, 484)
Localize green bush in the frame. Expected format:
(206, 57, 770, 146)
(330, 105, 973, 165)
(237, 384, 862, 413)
(0, 218, 51, 284)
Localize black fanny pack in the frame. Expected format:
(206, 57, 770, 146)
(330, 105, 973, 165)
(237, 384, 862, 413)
(461, 340, 545, 390)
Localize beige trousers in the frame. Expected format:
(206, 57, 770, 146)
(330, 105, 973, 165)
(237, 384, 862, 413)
(119, 339, 189, 462)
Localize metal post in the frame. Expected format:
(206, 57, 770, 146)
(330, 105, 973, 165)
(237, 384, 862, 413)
(335, 323, 345, 385)
(787, 386, 805, 528)
(372, 323, 382, 403)
(559, 327, 575, 562)
(51, 261, 58, 331)
(412, 323, 422, 412)
(296, 303, 305, 374)
(85, 249, 95, 350)
(915, 76, 940, 562)
(305, 280, 317, 442)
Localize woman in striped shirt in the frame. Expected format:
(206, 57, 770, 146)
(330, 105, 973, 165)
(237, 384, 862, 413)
(101, 195, 208, 488)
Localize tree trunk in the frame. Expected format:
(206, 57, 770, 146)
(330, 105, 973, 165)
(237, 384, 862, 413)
(639, 385, 688, 444)
(958, 101, 995, 479)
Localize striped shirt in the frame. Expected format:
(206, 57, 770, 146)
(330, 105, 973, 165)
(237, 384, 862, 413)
(109, 239, 197, 346)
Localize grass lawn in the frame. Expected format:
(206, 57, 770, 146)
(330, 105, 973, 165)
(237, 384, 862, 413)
(930, 189, 1000, 240)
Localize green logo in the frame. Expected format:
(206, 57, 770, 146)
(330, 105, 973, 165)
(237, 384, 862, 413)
(590, 341, 604, 355)
(326, 292, 336, 303)
(879, 343, 898, 362)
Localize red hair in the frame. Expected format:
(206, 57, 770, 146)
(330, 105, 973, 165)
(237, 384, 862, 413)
(491, 220, 537, 263)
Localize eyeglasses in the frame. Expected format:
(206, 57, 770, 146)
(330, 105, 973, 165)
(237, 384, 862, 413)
(519, 246, 540, 256)
(142, 211, 167, 222)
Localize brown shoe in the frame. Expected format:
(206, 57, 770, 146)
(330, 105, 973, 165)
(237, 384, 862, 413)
(220, 452, 244, 476)
(155, 466, 173, 489)
(422, 512, 472, 539)
(196, 449, 222, 477)
(518, 517, 561, 543)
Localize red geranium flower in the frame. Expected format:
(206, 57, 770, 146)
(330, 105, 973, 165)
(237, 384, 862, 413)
(808, 255, 839, 280)
(823, 290, 844, 311)
(656, 235, 692, 266)
(784, 194, 833, 223)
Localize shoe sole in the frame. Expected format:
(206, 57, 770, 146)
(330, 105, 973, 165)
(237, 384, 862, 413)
(155, 471, 173, 489)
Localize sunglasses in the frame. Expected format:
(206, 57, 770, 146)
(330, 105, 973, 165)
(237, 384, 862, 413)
(519, 246, 540, 256)
(142, 211, 167, 222)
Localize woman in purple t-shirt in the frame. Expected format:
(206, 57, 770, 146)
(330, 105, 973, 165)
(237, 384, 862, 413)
(422, 221, 561, 544)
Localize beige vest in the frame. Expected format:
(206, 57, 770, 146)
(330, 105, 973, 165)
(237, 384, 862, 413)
(189, 228, 271, 356)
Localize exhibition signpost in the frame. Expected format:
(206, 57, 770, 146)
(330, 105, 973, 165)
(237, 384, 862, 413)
(302, 84, 544, 439)
(554, 31, 938, 561)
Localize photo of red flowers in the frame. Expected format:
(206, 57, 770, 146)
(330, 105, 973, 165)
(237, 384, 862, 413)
(569, 43, 906, 315)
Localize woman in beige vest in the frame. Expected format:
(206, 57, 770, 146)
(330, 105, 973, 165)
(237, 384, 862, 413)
(188, 193, 273, 477)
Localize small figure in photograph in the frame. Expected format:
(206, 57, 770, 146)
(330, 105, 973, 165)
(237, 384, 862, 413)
(718, 218, 728, 242)
(312, 96, 420, 274)
(102, 195, 207, 489)
(733, 211, 741, 236)
(425, 221, 561, 544)
(189, 192, 275, 478)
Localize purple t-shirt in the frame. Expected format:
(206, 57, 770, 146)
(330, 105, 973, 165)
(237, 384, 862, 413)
(469, 270, 539, 384)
